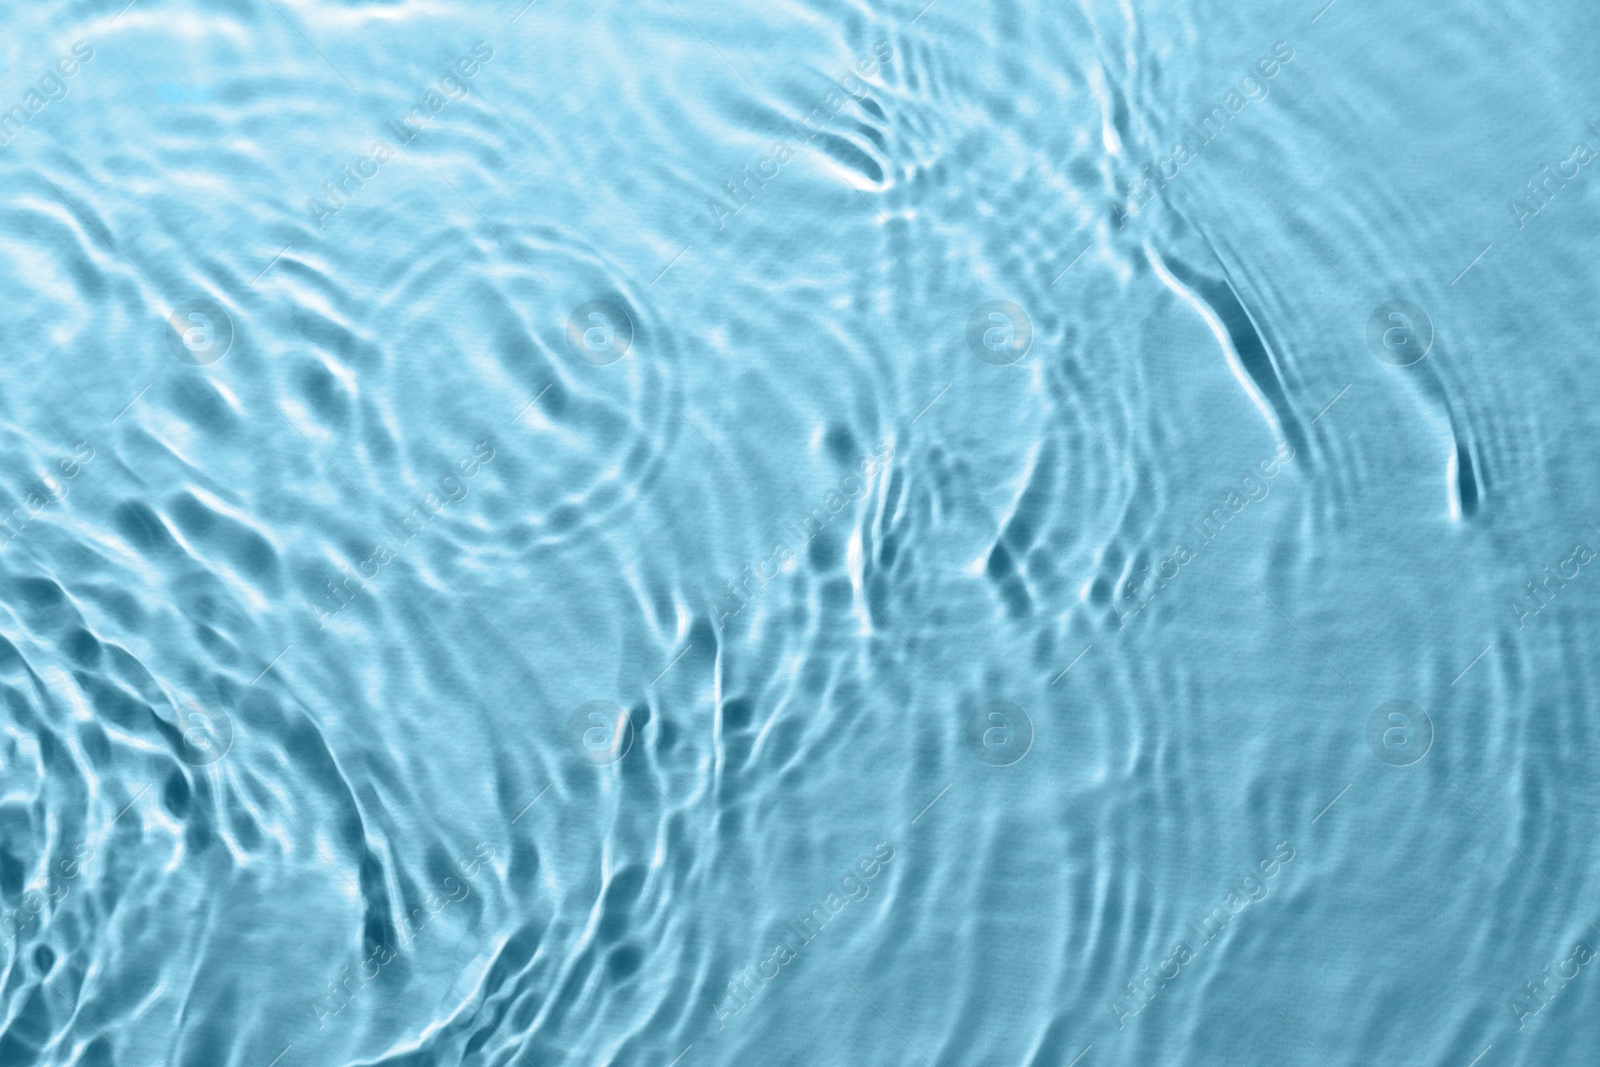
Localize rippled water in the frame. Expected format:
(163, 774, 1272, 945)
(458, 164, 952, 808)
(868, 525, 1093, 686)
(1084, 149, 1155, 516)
(3, 1, 1599, 1064)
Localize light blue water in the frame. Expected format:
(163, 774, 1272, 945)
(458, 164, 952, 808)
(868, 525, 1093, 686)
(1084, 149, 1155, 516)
(2, 1, 1599, 1064)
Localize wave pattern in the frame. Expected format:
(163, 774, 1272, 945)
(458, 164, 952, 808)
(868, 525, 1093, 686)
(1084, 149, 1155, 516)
(0, 0, 1598, 1064)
